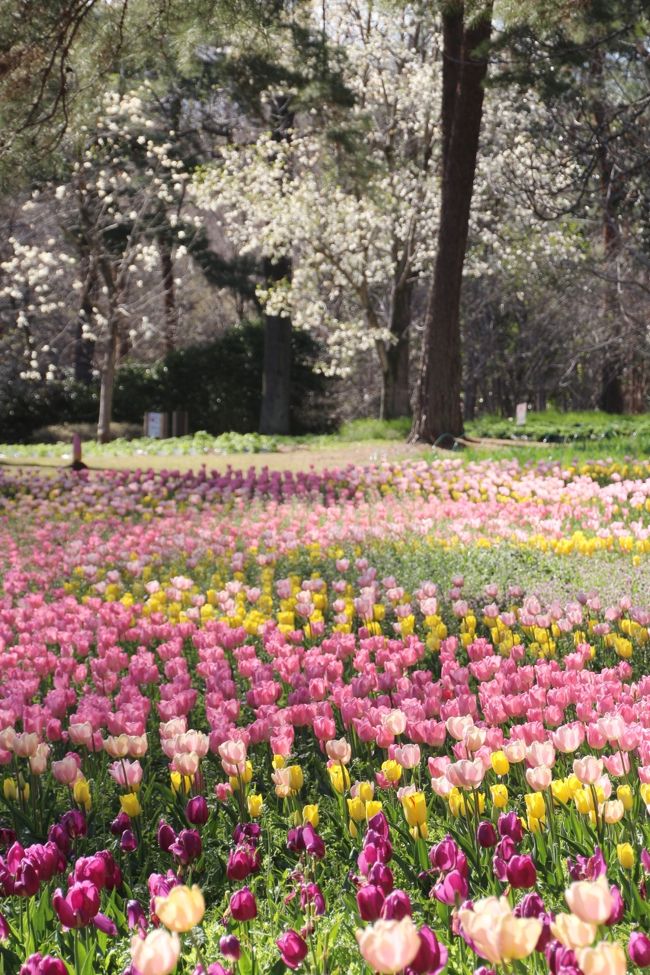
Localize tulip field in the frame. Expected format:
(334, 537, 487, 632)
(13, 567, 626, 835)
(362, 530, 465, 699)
(4, 456, 650, 975)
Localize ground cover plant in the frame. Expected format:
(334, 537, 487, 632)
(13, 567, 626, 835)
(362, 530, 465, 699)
(2, 457, 650, 973)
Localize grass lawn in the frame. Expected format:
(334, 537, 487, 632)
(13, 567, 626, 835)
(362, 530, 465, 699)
(0, 410, 648, 473)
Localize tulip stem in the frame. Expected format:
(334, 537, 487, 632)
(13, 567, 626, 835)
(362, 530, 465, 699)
(190, 929, 209, 974)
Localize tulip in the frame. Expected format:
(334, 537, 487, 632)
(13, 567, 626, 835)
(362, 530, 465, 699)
(458, 897, 541, 965)
(629, 931, 650, 967)
(381, 889, 411, 921)
(498, 812, 523, 843)
(551, 913, 597, 949)
(476, 821, 498, 848)
(357, 884, 385, 921)
(155, 884, 205, 932)
(355, 917, 421, 974)
(157, 821, 176, 852)
(52, 881, 100, 928)
(230, 886, 257, 921)
(127, 899, 147, 933)
(525, 765, 552, 792)
(409, 925, 448, 975)
(186, 796, 209, 825)
(131, 929, 181, 975)
(573, 757, 603, 786)
(325, 739, 352, 765)
(276, 930, 309, 969)
(220, 935, 241, 960)
(506, 855, 537, 889)
(575, 941, 627, 975)
(20, 955, 68, 975)
(169, 829, 202, 865)
(565, 876, 614, 925)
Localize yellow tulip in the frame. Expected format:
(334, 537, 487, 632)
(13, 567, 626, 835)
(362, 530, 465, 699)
(302, 804, 319, 827)
(402, 791, 427, 828)
(155, 885, 205, 932)
(491, 784, 508, 808)
(617, 843, 635, 869)
(381, 760, 402, 783)
(328, 764, 350, 794)
(491, 751, 510, 777)
(120, 792, 142, 817)
(247, 794, 263, 818)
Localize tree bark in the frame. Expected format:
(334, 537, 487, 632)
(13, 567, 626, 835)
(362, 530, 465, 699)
(159, 235, 178, 355)
(259, 94, 294, 435)
(410, 3, 493, 443)
(592, 56, 624, 413)
(74, 259, 96, 384)
(260, 254, 292, 435)
(97, 313, 118, 444)
(381, 279, 413, 419)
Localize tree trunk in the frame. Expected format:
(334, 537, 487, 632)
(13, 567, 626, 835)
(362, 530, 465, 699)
(74, 259, 96, 384)
(97, 315, 118, 444)
(592, 53, 624, 414)
(260, 93, 294, 435)
(260, 255, 292, 435)
(159, 235, 178, 354)
(382, 279, 413, 419)
(410, 3, 493, 443)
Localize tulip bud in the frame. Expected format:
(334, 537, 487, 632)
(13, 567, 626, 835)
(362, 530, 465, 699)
(220, 935, 241, 960)
(629, 931, 650, 967)
(230, 886, 257, 921)
(357, 884, 385, 921)
(186, 796, 209, 826)
(476, 821, 497, 848)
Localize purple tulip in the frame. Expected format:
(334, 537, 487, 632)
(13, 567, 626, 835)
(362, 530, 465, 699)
(220, 934, 241, 960)
(52, 881, 100, 928)
(110, 812, 131, 837)
(476, 821, 497, 848)
(567, 846, 606, 881)
(606, 884, 624, 925)
(126, 899, 147, 933)
(230, 886, 257, 921)
(60, 810, 87, 838)
(545, 943, 580, 975)
(302, 824, 325, 859)
(93, 912, 118, 936)
(170, 828, 202, 865)
(233, 823, 261, 845)
(20, 955, 68, 975)
(186, 796, 209, 826)
(381, 889, 412, 920)
(505, 854, 537, 889)
(300, 882, 325, 916)
(227, 845, 258, 881)
(120, 830, 138, 853)
(429, 835, 462, 872)
(408, 925, 448, 975)
(357, 883, 385, 921)
(433, 868, 468, 906)
(629, 931, 650, 967)
(276, 930, 308, 969)
(514, 892, 545, 918)
(367, 861, 394, 894)
(157, 820, 176, 852)
(367, 811, 390, 839)
(497, 811, 523, 844)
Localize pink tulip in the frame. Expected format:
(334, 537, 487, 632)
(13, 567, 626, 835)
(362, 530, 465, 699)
(573, 757, 604, 786)
(130, 930, 181, 975)
(355, 917, 420, 974)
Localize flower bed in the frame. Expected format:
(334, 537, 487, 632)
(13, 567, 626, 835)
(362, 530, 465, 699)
(1, 459, 650, 974)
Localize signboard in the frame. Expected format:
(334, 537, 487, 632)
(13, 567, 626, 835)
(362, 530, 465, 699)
(145, 412, 167, 438)
(515, 402, 528, 427)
